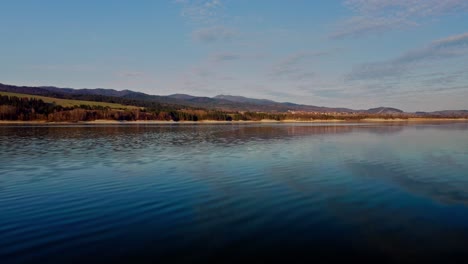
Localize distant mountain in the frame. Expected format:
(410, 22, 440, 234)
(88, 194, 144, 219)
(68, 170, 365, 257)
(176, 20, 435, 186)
(213, 94, 359, 113)
(214, 95, 276, 105)
(416, 110, 468, 117)
(39, 86, 138, 97)
(0, 83, 144, 99)
(0, 83, 57, 96)
(366, 107, 404, 114)
(2, 82, 466, 117)
(1, 83, 361, 113)
(168, 94, 198, 100)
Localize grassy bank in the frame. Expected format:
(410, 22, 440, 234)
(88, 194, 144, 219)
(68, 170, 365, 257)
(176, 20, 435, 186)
(0, 91, 138, 110)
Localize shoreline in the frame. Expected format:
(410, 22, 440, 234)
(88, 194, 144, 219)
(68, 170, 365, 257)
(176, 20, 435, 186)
(0, 118, 467, 125)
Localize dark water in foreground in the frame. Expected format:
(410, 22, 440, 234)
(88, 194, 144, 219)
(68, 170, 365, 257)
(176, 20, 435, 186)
(1, 122, 468, 263)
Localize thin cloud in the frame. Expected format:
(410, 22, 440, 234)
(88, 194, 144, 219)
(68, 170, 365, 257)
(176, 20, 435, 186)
(193, 67, 215, 78)
(270, 51, 329, 80)
(119, 71, 145, 78)
(176, 0, 241, 44)
(332, 0, 468, 39)
(210, 52, 241, 62)
(348, 32, 468, 80)
(421, 71, 467, 86)
(331, 16, 415, 39)
(175, 0, 224, 24)
(191, 26, 238, 43)
(28, 64, 98, 72)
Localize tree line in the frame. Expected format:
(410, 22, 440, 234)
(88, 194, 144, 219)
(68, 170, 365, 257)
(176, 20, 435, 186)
(0, 95, 237, 122)
(0, 94, 416, 122)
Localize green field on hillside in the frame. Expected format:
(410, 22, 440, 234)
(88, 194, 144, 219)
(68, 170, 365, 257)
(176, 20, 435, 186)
(0, 91, 138, 109)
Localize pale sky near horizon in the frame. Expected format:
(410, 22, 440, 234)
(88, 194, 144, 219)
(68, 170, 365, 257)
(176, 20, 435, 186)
(1, 0, 468, 111)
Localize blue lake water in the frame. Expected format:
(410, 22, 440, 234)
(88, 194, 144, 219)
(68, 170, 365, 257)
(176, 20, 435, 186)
(1, 122, 468, 263)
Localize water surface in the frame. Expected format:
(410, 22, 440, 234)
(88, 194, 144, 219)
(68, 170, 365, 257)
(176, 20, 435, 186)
(1, 122, 468, 263)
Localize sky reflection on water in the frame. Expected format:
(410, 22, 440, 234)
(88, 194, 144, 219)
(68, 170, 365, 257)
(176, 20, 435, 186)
(1, 122, 468, 263)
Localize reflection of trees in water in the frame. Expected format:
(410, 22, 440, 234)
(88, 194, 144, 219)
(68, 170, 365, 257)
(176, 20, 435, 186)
(213, 124, 405, 143)
(413, 122, 468, 131)
(0, 123, 458, 184)
(0, 124, 405, 163)
(215, 125, 355, 141)
(0, 125, 166, 179)
(0, 123, 407, 144)
(356, 124, 405, 135)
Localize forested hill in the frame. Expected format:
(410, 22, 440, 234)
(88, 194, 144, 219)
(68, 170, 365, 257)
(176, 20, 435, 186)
(0, 83, 397, 113)
(1, 83, 467, 122)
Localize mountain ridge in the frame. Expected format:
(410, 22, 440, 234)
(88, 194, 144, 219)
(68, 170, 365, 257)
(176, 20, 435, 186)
(1, 82, 466, 115)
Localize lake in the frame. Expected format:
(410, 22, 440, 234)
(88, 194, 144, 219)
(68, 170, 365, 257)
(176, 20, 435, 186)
(1, 122, 468, 263)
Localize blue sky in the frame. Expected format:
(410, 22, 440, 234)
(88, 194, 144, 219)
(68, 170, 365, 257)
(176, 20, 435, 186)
(1, 0, 468, 111)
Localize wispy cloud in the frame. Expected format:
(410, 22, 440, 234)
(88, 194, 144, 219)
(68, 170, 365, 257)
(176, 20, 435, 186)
(332, 0, 468, 38)
(421, 71, 466, 87)
(348, 32, 468, 80)
(331, 16, 414, 39)
(118, 71, 146, 78)
(175, 0, 224, 24)
(269, 51, 329, 80)
(210, 52, 241, 62)
(192, 26, 238, 43)
(28, 64, 99, 72)
(175, 0, 241, 44)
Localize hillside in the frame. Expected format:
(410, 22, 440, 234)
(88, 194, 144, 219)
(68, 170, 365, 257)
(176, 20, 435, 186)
(1, 83, 467, 118)
(366, 107, 404, 114)
(1, 82, 468, 122)
(0, 83, 400, 114)
(0, 91, 138, 109)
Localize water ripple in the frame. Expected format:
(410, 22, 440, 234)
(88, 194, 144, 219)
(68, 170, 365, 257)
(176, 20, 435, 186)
(1, 122, 468, 263)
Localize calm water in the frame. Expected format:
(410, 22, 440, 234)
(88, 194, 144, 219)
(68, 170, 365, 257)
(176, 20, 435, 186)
(1, 122, 468, 263)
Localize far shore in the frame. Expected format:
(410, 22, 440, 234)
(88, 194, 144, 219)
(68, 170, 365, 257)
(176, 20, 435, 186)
(0, 118, 467, 125)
